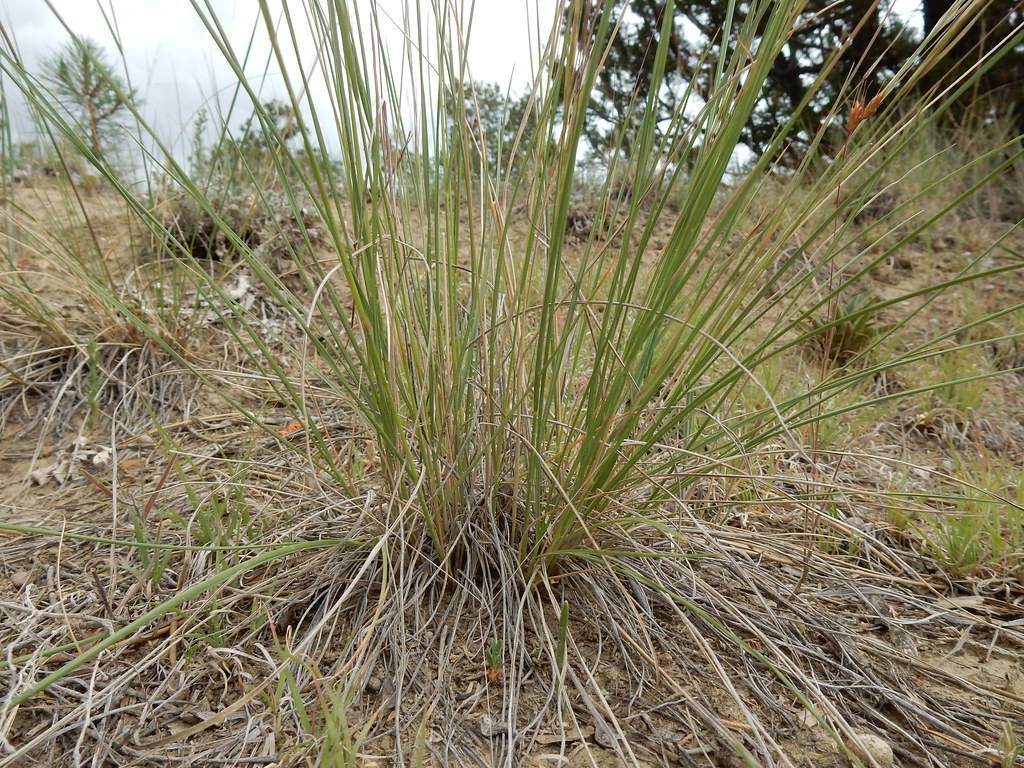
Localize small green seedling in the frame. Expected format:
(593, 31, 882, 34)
(485, 637, 503, 684)
(998, 721, 1021, 768)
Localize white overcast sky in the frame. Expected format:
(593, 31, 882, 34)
(2, 1, 924, 158)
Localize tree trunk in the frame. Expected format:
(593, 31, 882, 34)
(923, 0, 953, 36)
(847, 0, 882, 82)
(85, 96, 101, 156)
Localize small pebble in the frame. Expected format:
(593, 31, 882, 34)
(10, 570, 32, 588)
(797, 709, 819, 729)
(29, 468, 51, 486)
(593, 719, 616, 749)
(848, 731, 894, 768)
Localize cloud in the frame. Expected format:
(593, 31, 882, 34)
(4, 1, 921, 163)
(3, 1, 556, 154)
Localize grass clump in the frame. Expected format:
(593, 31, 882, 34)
(925, 459, 1024, 577)
(804, 290, 888, 367)
(2, 1, 1024, 765)
(154, 184, 326, 267)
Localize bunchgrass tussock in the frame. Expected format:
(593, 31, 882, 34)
(804, 290, 888, 368)
(2, 0, 1024, 765)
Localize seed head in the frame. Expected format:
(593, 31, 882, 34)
(848, 91, 884, 134)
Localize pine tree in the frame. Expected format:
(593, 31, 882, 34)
(42, 37, 137, 157)
(585, 2, 916, 159)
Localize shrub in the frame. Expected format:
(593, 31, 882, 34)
(156, 185, 325, 268)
